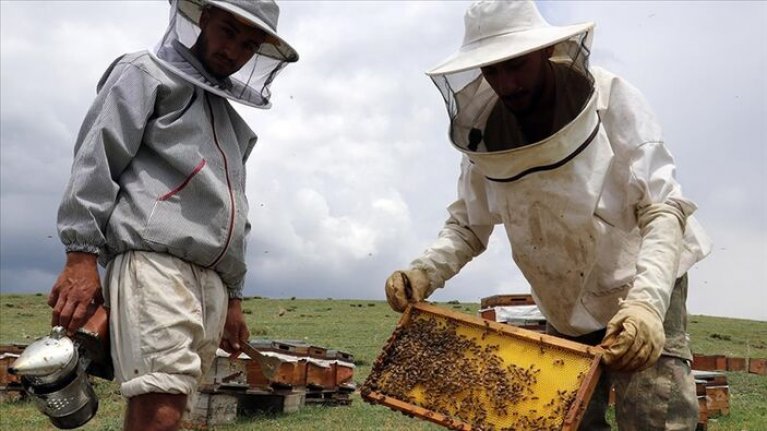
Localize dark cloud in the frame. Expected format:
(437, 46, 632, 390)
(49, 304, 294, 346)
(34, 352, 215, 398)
(1, 1, 764, 321)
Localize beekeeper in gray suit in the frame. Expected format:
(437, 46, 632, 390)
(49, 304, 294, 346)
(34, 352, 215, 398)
(48, 1, 298, 429)
(385, 1, 711, 429)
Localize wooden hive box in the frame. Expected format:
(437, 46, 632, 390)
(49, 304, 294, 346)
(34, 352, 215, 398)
(308, 345, 328, 359)
(725, 357, 746, 371)
(330, 350, 354, 362)
(245, 354, 307, 389)
(184, 392, 239, 429)
(362, 303, 603, 431)
(480, 294, 535, 308)
(479, 296, 547, 334)
(271, 340, 311, 356)
(200, 354, 248, 391)
(237, 388, 306, 415)
(692, 371, 729, 418)
(336, 363, 355, 389)
(306, 359, 337, 391)
(479, 308, 497, 322)
(749, 358, 767, 375)
(0, 344, 26, 387)
(695, 379, 708, 430)
(692, 354, 727, 371)
(242, 340, 311, 388)
(305, 348, 344, 392)
(0, 353, 21, 387)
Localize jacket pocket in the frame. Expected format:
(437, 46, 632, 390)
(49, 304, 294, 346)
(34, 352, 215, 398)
(142, 158, 227, 264)
(157, 159, 206, 201)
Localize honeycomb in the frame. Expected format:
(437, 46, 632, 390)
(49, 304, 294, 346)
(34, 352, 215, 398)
(361, 303, 602, 431)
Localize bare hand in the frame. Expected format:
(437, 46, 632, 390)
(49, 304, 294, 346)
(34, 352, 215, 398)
(220, 299, 250, 357)
(48, 252, 103, 334)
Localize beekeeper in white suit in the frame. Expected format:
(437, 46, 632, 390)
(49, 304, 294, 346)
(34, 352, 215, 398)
(385, 1, 711, 429)
(50, 1, 297, 429)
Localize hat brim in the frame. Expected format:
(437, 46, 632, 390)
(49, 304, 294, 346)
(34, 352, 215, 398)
(179, 0, 298, 63)
(426, 21, 593, 76)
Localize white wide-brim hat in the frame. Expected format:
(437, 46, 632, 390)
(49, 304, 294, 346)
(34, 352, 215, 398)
(427, 0, 593, 76)
(179, 0, 298, 62)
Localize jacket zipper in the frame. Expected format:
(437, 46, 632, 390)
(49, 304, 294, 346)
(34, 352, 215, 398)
(205, 94, 236, 268)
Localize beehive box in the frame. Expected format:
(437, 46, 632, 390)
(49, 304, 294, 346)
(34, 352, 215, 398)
(479, 295, 547, 333)
(362, 303, 603, 431)
(245, 353, 307, 389)
(749, 358, 767, 375)
(692, 354, 727, 371)
(480, 294, 536, 308)
(692, 370, 730, 418)
(695, 379, 708, 430)
(237, 388, 306, 414)
(183, 392, 239, 429)
(200, 355, 249, 391)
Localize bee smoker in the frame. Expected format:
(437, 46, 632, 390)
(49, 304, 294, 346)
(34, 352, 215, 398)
(8, 306, 113, 429)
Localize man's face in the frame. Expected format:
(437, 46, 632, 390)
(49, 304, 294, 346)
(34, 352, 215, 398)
(480, 48, 553, 115)
(194, 7, 268, 79)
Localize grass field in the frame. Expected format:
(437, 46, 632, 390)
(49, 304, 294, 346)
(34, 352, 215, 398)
(0, 293, 765, 430)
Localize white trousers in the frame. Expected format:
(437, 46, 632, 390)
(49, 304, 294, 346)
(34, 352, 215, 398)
(103, 251, 228, 398)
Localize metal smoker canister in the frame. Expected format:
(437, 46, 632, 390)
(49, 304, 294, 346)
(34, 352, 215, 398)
(9, 326, 98, 429)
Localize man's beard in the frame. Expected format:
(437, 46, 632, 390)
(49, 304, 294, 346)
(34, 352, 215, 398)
(503, 77, 546, 117)
(194, 34, 234, 80)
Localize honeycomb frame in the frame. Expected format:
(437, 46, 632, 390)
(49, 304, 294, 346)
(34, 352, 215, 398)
(362, 303, 604, 431)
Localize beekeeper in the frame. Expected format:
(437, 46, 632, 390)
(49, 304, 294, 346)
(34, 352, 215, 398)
(48, 1, 297, 429)
(385, 1, 711, 429)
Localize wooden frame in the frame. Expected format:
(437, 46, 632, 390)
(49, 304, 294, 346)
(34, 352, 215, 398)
(362, 303, 604, 431)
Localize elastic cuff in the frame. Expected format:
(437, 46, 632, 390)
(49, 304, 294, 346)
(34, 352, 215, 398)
(409, 264, 442, 297)
(227, 287, 243, 300)
(120, 372, 197, 398)
(64, 244, 101, 255)
(618, 298, 663, 321)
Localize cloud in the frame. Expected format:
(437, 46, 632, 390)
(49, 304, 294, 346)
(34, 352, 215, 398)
(1, 1, 765, 322)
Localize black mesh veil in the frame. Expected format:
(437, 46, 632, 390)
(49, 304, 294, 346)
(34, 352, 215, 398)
(430, 31, 595, 153)
(151, 0, 297, 109)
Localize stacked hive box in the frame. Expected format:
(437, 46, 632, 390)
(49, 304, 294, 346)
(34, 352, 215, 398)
(185, 340, 355, 429)
(692, 370, 730, 418)
(0, 344, 26, 402)
(479, 294, 547, 333)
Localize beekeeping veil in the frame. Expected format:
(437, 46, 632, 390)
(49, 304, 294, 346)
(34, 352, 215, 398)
(428, 0, 596, 181)
(152, 0, 298, 108)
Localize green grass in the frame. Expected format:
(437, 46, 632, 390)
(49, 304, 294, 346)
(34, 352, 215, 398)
(0, 294, 764, 430)
(688, 315, 767, 358)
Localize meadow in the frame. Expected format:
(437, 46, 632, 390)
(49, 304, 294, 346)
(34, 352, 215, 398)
(0, 293, 765, 430)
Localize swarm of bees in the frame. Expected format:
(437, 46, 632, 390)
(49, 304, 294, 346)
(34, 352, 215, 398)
(361, 311, 580, 431)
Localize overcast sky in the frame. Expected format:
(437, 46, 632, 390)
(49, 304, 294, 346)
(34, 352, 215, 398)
(1, 1, 765, 321)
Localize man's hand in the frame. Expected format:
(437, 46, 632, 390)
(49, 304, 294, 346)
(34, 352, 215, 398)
(385, 269, 431, 312)
(220, 299, 250, 357)
(601, 301, 665, 372)
(48, 252, 103, 334)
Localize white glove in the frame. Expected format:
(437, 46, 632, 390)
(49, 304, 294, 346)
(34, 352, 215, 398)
(385, 269, 431, 312)
(601, 300, 665, 371)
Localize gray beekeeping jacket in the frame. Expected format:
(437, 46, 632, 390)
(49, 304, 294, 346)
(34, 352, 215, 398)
(57, 51, 257, 298)
(57, 0, 298, 298)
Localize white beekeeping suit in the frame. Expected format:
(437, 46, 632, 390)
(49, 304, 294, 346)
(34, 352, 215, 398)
(153, 0, 298, 108)
(386, 2, 711, 428)
(388, 0, 711, 339)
